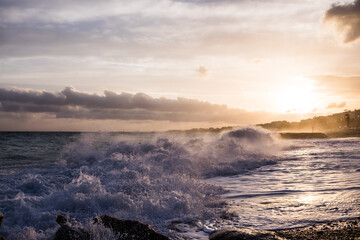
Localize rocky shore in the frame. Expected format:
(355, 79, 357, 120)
(53, 214, 169, 240)
(0, 213, 169, 240)
(274, 217, 360, 240)
(210, 217, 360, 240)
(0, 214, 5, 240)
(0, 213, 359, 239)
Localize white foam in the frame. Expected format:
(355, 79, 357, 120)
(0, 127, 281, 239)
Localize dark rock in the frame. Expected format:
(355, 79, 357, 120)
(0, 213, 6, 240)
(53, 214, 90, 240)
(53, 225, 90, 240)
(94, 214, 169, 240)
(275, 218, 360, 240)
(56, 214, 69, 227)
(220, 211, 238, 220)
(209, 228, 284, 240)
(168, 220, 202, 233)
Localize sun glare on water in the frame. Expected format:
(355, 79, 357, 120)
(276, 77, 317, 114)
(298, 194, 321, 203)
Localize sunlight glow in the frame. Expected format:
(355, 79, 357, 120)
(276, 77, 317, 114)
(298, 194, 321, 203)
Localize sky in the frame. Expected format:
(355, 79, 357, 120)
(0, 0, 360, 131)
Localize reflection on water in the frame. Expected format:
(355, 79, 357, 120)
(297, 194, 321, 203)
(207, 138, 360, 230)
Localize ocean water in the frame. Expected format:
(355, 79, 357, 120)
(0, 128, 359, 239)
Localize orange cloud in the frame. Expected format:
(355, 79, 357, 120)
(326, 102, 346, 109)
(195, 66, 208, 76)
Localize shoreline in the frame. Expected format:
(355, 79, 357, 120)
(278, 129, 360, 139)
(210, 217, 360, 240)
(273, 217, 360, 240)
(279, 132, 328, 139)
(1, 214, 359, 240)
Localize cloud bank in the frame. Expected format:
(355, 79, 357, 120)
(324, 0, 360, 43)
(0, 87, 277, 125)
(326, 101, 346, 109)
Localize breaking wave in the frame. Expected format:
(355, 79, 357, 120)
(0, 127, 282, 239)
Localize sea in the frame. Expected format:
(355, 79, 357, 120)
(0, 127, 359, 239)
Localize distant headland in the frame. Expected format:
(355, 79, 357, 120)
(168, 110, 360, 139)
(258, 109, 360, 139)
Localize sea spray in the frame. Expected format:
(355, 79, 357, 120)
(0, 127, 282, 239)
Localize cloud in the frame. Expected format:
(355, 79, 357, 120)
(0, 86, 226, 112)
(0, 0, 329, 60)
(195, 66, 208, 76)
(0, 87, 279, 124)
(250, 58, 263, 64)
(324, 0, 360, 43)
(310, 75, 360, 97)
(326, 101, 346, 108)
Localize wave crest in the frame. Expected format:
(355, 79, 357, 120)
(0, 127, 281, 239)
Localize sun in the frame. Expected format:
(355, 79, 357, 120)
(275, 77, 317, 114)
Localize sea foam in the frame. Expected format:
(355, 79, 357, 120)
(0, 127, 281, 239)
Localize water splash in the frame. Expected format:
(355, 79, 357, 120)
(0, 127, 281, 239)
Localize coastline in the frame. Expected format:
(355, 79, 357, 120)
(210, 217, 360, 240)
(167, 126, 360, 139)
(279, 132, 328, 139)
(274, 217, 360, 240)
(278, 129, 360, 139)
(1, 213, 359, 240)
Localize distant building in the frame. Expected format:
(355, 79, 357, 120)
(345, 113, 350, 128)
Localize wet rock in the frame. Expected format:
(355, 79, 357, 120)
(168, 220, 203, 233)
(275, 218, 360, 240)
(53, 225, 90, 240)
(0, 213, 6, 240)
(56, 214, 69, 227)
(94, 214, 169, 240)
(53, 214, 90, 240)
(209, 228, 284, 240)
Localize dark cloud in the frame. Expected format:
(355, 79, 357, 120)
(172, 0, 288, 4)
(0, 88, 65, 105)
(324, 0, 360, 43)
(326, 101, 346, 109)
(0, 87, 273, 123)
(0, 87, 227, 112)
(173, 0, 240, 4)
(0, 102, 63, 113)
